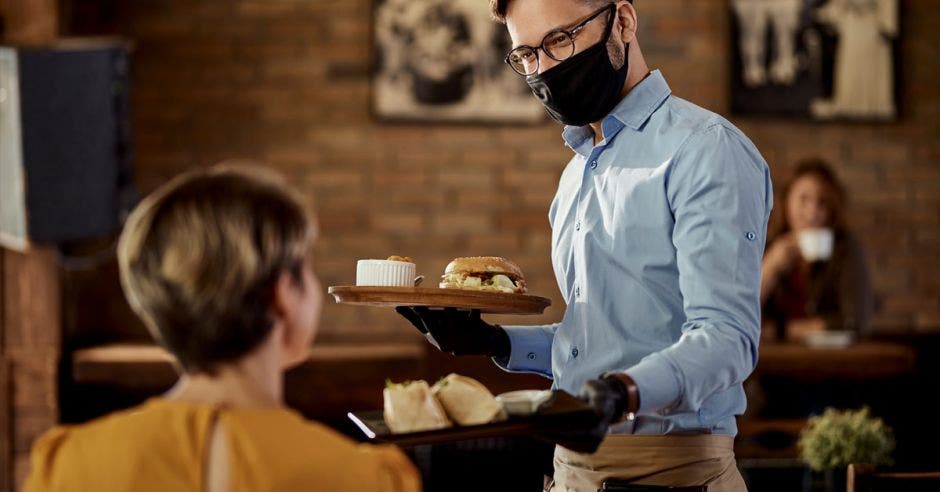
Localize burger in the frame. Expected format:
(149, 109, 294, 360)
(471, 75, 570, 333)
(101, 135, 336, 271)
(439, 256, 527, 294)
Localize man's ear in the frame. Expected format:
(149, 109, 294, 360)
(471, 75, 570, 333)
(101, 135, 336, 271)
(617, 1, 638, 44)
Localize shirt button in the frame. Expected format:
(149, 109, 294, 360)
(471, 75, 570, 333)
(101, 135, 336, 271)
(575, 221, 581, 231)
(527, 352, 537, 360)
(575, 286, 581, 297)
(590, 160, 598, 169)
(745, 231, 757, 241)
(571, 347, 579, 358)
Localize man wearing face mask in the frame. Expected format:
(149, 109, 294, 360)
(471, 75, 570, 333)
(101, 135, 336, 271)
(397, 1, 772, 490)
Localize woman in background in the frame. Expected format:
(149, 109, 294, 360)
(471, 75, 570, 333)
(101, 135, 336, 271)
(760, 158, 873, 341)
(25, 165, 420, 492)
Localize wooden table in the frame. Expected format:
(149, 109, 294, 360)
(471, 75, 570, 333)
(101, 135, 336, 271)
(71, 343, 425, 388)
(66, 342, 427, 424)
(754, 341, 917, 380)
(66, 341, 554, 427)
(737, 340, 918, 460)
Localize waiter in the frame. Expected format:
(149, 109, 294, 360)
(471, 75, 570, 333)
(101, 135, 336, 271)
(398, 1, 772, 490)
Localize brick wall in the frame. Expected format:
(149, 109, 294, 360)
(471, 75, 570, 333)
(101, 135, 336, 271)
(66, 0, 939, 338)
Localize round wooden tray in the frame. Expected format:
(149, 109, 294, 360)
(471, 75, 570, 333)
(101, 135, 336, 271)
(327, 286, 551, 315)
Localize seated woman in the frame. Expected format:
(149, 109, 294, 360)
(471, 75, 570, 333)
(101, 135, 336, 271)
(25, 165, 421, 491)
(760, 158, 873, 341)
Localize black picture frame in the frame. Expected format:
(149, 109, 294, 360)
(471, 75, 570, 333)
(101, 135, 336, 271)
(372, 0, 545, 123)
(730, 0, 899, 121)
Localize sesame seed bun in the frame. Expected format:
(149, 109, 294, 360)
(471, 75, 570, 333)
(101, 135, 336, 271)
(439, 256, 526, 293)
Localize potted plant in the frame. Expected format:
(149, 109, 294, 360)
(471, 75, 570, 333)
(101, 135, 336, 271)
(798, 407, 895, 492)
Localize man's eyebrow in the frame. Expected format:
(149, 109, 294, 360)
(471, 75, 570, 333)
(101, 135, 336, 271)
(546, 18, 577, 34)
(512, 17, 580, 49)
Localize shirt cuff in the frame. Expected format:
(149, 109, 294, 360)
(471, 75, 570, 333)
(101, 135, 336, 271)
(625, 353, 682, 414)
(492, 325, 553, 378)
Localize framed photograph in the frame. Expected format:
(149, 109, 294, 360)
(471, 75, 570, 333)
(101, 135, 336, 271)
(373, 0, 545, 123)
(730, 0, 898, 120)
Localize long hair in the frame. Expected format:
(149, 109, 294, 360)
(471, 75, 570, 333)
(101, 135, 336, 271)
(768, 158, 848, 242)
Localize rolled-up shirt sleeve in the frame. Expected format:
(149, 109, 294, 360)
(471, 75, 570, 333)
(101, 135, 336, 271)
(626, 122, 773, 413)
(493, 323, 558, 379)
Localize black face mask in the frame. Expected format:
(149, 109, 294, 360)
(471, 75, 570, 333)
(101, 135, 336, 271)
(526, 24, 629, 126)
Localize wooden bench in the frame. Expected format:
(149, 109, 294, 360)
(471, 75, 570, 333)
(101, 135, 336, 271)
(848, 463, 940, 491)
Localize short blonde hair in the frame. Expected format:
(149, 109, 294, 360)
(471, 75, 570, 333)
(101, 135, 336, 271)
(117, 164, 316, 374)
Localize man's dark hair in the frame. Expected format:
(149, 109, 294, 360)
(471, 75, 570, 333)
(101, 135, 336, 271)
(489, 0, 630, 24)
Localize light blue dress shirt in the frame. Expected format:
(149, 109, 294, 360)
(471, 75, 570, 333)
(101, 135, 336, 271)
(498, 71, 773, 436)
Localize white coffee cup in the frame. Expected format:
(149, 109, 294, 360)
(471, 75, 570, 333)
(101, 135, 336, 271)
(797, 228, 834, 262)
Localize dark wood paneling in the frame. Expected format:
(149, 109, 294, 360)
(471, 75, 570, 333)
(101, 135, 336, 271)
(2, 247, 62, 491)
(1, 358, 10, 492)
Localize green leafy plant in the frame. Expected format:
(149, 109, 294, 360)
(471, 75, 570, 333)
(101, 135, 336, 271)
(385, 379, 415, 389)
(798, 407, 895, 472)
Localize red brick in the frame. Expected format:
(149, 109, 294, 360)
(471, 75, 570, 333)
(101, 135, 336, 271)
(522, 231, 553, 254)
(303, 171, 363, 190)
(381, 189, 446, 209)
(519, 190, 554, 208)
(430, 214, 493, 235)
(503, 169, 559, 190)
(316, 210, 365, 233)
(523, 147, 571, 169)
(394, 149, 456, 170)
(498, 211, 553, 231)
(426, 128, 500, 149)
(371, 213, 425, 234)
(455, 190, 512, 209)
(463, 234, 520, 254)
(437, 169, 495, 189)
(460, 149, 516, 169)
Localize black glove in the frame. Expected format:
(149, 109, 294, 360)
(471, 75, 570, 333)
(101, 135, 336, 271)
(540, 375, 636, 453)
(580, 376, 632, 427)
(395, 306, 511, 358)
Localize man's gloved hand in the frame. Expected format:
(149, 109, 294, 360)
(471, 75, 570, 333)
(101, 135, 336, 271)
(580, 375, 634, 427)
(542, 374, 639, 454)
(395, 306, 511, 358)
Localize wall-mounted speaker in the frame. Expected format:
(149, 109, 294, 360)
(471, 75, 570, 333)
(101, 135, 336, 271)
(0, 38, 134, 250)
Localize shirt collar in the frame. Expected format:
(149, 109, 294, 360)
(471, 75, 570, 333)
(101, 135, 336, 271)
(562, 70, 672, 155)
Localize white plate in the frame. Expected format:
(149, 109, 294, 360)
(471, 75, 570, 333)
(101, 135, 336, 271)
(496, 389, 553, 416)
(805, 331, 855, 349)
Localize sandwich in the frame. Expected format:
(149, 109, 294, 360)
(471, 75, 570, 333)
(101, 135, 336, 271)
(383, 380, 452, 433)
(439, 256, 527, 294)
(432, 373, 507, 425)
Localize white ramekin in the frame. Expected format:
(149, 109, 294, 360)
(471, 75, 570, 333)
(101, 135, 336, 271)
(356, 259, 416, 287)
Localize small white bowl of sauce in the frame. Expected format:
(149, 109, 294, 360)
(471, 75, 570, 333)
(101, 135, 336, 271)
(496, 390, 553, 416)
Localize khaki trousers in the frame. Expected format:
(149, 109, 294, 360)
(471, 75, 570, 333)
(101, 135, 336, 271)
(550, 434, 747, 492)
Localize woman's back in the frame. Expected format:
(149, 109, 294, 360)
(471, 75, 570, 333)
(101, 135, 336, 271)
(25, 399, 421, 492)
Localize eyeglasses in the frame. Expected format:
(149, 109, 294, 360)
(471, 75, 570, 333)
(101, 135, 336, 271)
(504, 3, 616, 77)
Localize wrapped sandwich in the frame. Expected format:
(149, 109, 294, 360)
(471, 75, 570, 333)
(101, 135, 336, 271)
(432, 373, 507, 425)
(383, 380, 452, 433)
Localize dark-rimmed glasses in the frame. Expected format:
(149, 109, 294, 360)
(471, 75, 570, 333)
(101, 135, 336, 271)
(504, 3, 615, 76)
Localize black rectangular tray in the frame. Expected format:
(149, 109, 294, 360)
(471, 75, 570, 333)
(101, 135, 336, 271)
(348, 390, 599, 447)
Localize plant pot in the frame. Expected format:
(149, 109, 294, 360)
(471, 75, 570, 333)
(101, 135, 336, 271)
(824, 467, 848, 492)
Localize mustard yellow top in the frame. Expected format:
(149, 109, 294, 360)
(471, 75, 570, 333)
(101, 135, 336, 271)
(24, 398, 421, 492)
